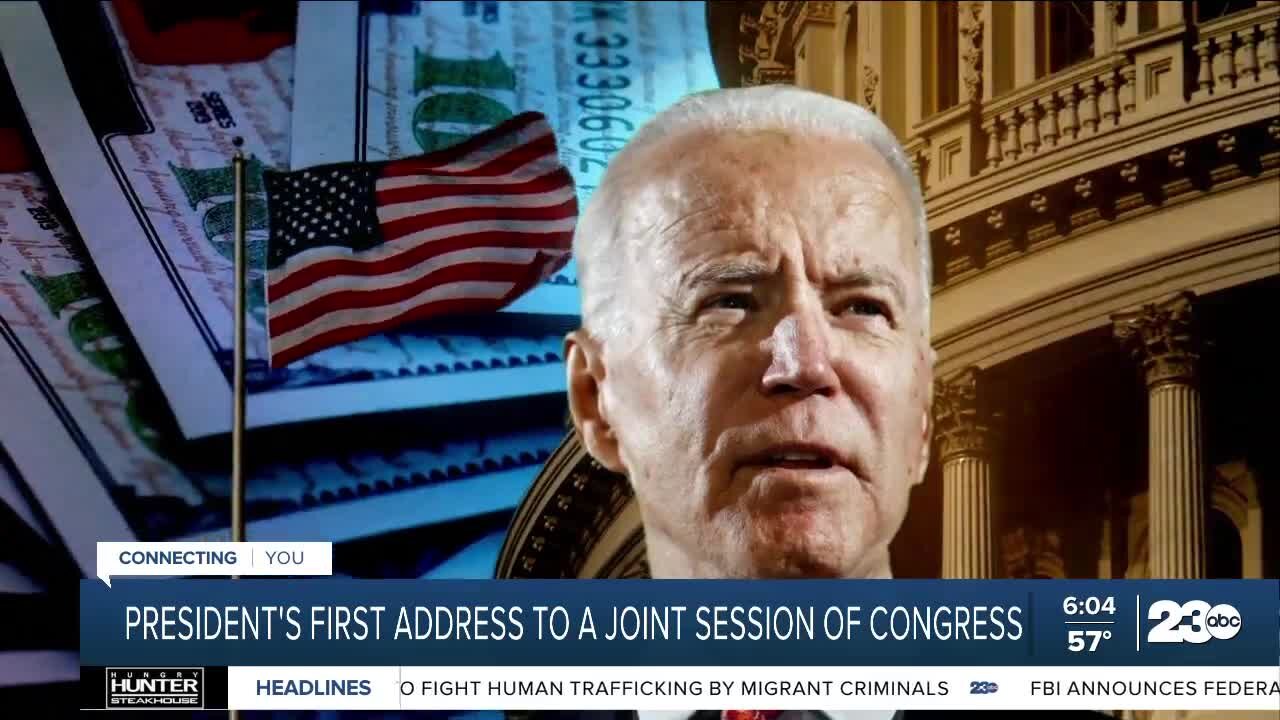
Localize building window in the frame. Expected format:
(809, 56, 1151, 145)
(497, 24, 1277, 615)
(1194, 0, 1258, 22)
(1037, 0, 1095, 76)
(923, 1, 960, 116)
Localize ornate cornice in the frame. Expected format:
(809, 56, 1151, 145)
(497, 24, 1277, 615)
(933, 366, 994, 462)
(799, 1, 836, 26)
(1112, 291, 1200, 389)
(594, 527, 651, 578)
(931, 115, 1280, 290)
(494, 431, 639, 578)
(722, 1, 799, 87)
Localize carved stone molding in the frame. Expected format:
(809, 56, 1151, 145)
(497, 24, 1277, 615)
(1111, 291, 1201, 388)
(862, 64, 879, 112)
(930, 115, 1280, 290)
(1106, 0, 1126, 25)
(737, 2, 798, 86)
(594, 527, 651, 578)
(495, 431, 639, 578)
(800, 0, 836, 25)
(933, 366, 994, 462)
(959, 1, 985, 102)
(754, 62, 797, 85)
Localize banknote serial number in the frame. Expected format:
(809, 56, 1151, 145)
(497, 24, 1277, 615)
(186, 92, 236, 129)
(26, 205, 62, 231)
(574, 0, 633, 187)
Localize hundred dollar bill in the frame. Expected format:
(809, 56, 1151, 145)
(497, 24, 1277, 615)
(0, 2, 574, 438)
(0, 170, 565, 576)
(290, 0, 721, 288)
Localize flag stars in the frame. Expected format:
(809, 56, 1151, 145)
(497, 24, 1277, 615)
(267, 163, 382, 259)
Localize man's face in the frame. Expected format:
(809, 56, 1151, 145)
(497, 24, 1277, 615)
(576, 129, 932, 578)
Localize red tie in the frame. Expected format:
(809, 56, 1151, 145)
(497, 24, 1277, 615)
(722, 712, 784, 720)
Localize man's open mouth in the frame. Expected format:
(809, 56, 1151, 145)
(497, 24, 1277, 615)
(745, 444, 840, 471)
(765, 452, 833, 470)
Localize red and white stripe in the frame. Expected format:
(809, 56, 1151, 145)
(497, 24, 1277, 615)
(265, 114, 575, 367)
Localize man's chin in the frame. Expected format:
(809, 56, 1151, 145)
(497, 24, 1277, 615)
(740, 525, 859, 578)
(736, 547, 851, 578)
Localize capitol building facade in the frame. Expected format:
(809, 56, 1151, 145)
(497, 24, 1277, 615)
(497, 0, 1280, 632)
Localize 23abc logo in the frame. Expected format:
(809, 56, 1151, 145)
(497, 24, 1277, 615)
(1146, 600, 1241, 644)
(969, 681, 999, 695)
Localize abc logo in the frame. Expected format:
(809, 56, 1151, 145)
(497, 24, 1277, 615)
(1147, 600, 1241, 644)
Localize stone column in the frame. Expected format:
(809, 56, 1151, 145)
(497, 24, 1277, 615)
(1112, 291, 1206, 579)
(934, 367, 996, 578)
(1012, 0, 1039, 85)
(904, 0, 926, 129)
(1097, 1, 1120, 55)
(794, 1, 838, 96)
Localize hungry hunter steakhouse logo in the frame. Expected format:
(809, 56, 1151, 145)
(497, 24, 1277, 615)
(106, 667, 203, 708)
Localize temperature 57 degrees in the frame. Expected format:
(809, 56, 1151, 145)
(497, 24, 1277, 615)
(1068, 628, 1113, 652)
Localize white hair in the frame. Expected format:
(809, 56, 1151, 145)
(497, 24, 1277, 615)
(574, 84, 931, 341)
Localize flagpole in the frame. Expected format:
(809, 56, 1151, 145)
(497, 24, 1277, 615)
(231, 140, 248, 546)
(230, 139, 247, 720)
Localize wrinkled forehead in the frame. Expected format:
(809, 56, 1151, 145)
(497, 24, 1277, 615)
(615, 129, 917, 268)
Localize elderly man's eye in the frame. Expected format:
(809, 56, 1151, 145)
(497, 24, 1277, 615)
(705, 293, 757, 311)
(841, 298, 889, 318)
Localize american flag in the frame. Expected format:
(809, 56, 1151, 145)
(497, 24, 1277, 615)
(263, 112, 576, 367)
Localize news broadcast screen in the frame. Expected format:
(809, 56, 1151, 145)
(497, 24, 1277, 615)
(0, 1, 1276, 718)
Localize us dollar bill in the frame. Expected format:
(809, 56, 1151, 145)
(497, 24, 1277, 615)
(0, 3, 576, 438)
(290, 0, 722, 288)
(0, 170, 565, 576)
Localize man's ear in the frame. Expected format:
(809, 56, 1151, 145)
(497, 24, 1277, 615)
(914, 403, 932, 487)
(564, 329, 624, 473)
(913, 351, 937, 487)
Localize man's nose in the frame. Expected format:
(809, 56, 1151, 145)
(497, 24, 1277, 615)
(761, 308, 838, 398)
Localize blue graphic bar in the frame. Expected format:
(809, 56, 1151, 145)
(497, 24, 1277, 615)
(80, 579, 1279, 666)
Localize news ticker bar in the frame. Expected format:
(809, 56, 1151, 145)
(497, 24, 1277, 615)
(80, 665, 1280, 711)
(81, 579, 1279, 666)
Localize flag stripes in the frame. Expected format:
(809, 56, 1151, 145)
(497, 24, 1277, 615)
(269, 252, 557, 335)
(375, 183, 576, 224)
(263, 112, 575, 366)
(270, 283, 518, 366)
(268, 221, 576, 299)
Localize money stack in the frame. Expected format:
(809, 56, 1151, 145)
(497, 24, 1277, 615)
(0, 0, 719, 697)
